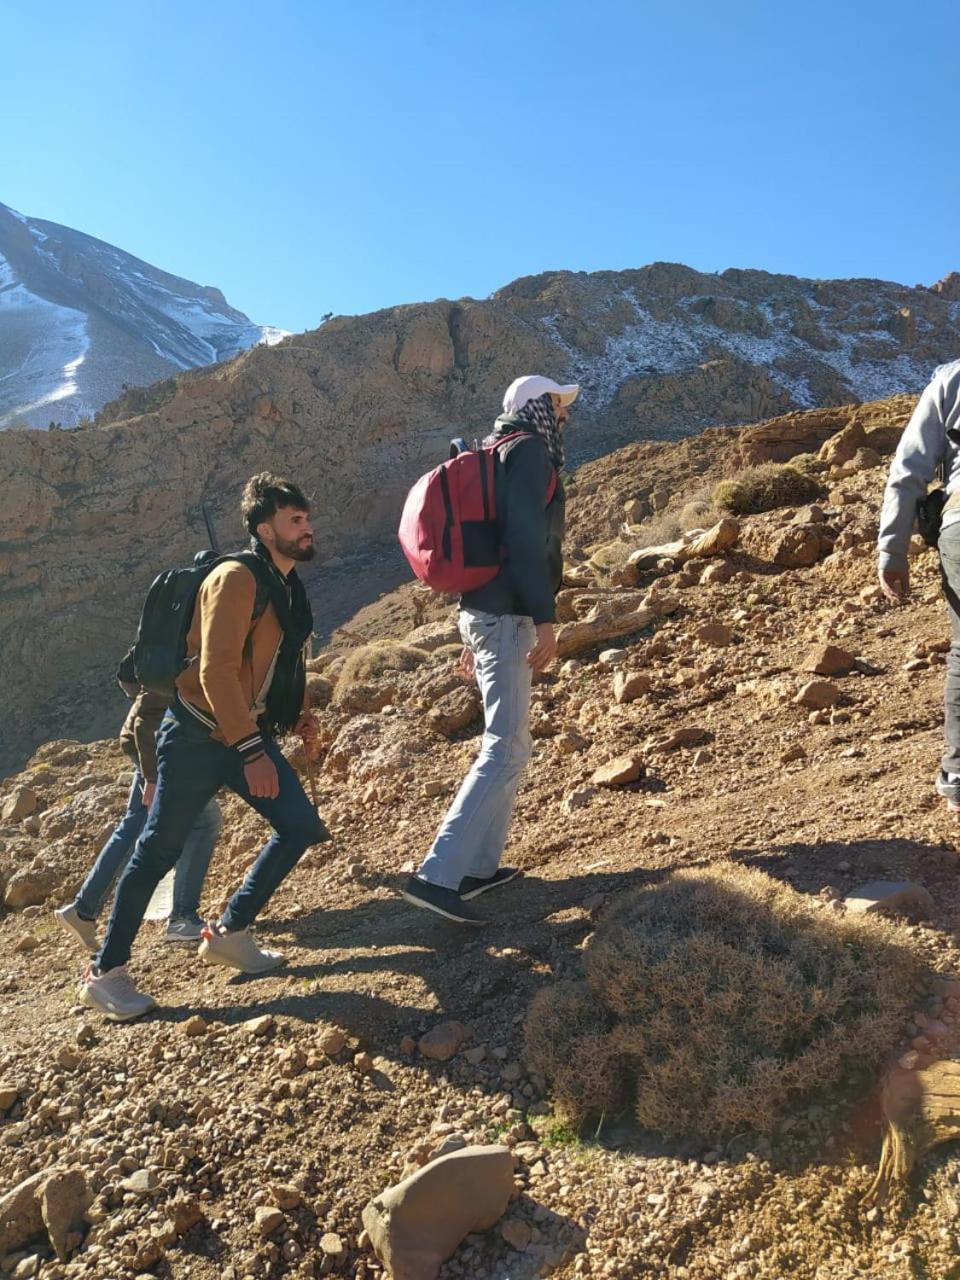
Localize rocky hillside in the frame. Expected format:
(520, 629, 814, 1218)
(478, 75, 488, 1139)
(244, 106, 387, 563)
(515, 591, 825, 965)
(0, 200, 285, 430)
(3, 396, 960, 1279)
(3, 256, 958, 772)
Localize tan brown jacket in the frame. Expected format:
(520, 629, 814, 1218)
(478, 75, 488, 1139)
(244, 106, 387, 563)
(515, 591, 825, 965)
(118, 689, 168, 781)
(176, 560, 289, 758)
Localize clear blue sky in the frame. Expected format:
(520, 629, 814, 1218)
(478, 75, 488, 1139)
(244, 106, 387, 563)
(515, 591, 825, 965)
(5, 1, 958, 333)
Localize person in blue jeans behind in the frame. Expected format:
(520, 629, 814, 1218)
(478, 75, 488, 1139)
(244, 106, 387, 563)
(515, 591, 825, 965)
(80, 474, 326, 1022)
(402, 374, 579, 925)
(55, 660, 221, 952)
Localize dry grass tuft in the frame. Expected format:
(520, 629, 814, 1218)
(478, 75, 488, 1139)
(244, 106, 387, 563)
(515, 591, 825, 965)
(525, 865, 922, 1142)
(332, 641, 430, 706)
(788, 451, 827, 477)
(713, 464, 824, 516)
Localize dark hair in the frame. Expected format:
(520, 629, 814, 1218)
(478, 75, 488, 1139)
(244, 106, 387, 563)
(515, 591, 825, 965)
(241, 473, 310, 539)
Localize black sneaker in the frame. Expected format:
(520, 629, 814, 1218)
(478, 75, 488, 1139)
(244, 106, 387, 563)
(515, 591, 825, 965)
(458, 867, 522, 900)
(936, 770, 960, 813)
(401, 876, 486, 925)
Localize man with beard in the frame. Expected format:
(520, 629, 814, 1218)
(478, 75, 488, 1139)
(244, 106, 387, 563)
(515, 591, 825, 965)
(81, 474, 328, 1020)
(402, 375, 577, 925)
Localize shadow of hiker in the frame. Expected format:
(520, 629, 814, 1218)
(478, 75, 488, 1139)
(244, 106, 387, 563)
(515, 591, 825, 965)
(154, 863, 672, 1053)
(728, 836, 958, 899)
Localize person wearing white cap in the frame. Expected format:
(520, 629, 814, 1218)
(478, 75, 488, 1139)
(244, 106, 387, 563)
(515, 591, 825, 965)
(402, 374, 579, 924)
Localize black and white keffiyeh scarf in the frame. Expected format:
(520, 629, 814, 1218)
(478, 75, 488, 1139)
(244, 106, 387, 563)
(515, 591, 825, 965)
(484, 392, 565, 472)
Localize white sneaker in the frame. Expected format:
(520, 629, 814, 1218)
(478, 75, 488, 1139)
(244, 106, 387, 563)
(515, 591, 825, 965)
(79, 965, 157, 1022)
(55, 904, 99, 954)
(198, 923, 286, 974)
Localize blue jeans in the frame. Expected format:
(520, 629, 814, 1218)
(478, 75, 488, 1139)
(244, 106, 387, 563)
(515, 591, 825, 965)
(95, 706, 328, 972)
(73, 770, 221, 923)
(418, 608, 535, 890)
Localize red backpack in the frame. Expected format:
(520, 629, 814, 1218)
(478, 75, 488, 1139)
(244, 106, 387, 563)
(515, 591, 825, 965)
(398, 433, 558, 593)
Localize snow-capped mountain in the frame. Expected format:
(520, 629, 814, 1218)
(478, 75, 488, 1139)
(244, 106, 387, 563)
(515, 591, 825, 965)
(0, 200, 286, 429)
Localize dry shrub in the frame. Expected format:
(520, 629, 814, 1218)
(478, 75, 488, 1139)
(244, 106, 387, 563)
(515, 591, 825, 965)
(525, 865, 922, 1142)
(588, 539, 636, 571)
(332, 641, 430, 706)
(678, 498, 719, 531)
(713, 464, 824, 516)
(524, 981, 624, 1119)
(634, 511, 685, 546)
(788, 451, 827, 476)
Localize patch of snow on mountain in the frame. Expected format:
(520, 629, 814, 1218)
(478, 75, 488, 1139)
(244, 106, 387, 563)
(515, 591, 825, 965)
(0, 282, 89, 427)
(542, 288, 941, 420)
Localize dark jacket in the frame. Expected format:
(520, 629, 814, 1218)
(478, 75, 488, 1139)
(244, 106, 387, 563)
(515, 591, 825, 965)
(461, 432, 565, 624)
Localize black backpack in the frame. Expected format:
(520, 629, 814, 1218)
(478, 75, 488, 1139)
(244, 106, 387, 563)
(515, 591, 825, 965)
(127, 550, 270, 698)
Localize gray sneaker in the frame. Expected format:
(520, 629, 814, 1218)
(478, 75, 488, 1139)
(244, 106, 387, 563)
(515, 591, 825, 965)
(164, 916, 205, 944)
(79, 965, 157, 1022)
(198, 924, 286, 974)
(55, 903, 99, 954)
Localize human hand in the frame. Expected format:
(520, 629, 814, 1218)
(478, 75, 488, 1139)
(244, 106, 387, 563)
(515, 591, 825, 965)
(458, 646, 476, 681)
(142, 780, 157, 809)
(878, 567, 909, 604)
(244, 754, 280, 799)
(528, 623, 558, 674)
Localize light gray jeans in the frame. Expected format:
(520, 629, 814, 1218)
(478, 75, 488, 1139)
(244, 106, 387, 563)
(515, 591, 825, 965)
(418, 607, 536, 890)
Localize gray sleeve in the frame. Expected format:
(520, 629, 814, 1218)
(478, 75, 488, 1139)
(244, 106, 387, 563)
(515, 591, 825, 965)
(877, 377, 946, 572)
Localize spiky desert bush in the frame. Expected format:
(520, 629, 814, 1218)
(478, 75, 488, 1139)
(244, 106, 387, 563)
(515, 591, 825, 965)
(524, 981, 624, 1119)
(713, 464, 824, 516)
(588, 539, 636, 571)
(525, 865, 923, 1142)
(678, 498, 720, 530)
(332, 641, 430, 706)
(788, 451, 826, 476)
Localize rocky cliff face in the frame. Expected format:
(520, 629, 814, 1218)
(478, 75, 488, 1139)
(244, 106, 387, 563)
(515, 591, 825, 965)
(1, 260, 956, 772)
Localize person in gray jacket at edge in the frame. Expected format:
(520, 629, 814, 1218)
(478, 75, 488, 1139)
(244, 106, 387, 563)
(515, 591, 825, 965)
(402, 374, 579, 925)
(878, 357, 960, 811)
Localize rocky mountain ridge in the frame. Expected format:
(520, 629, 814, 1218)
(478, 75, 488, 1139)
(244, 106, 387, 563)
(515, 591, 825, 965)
(3, 257, 958, 771)
(0, 201, 285, 429)
(3, 395, 960, 1278)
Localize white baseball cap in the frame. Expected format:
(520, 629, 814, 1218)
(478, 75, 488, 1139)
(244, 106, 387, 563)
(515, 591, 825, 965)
(503, 374, 580, 415)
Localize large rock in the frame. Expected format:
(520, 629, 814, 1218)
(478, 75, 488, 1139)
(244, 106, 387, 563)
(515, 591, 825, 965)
(362, 1145, 514, 1280)
(794, 680, 840, 710)
(405, 620, 461, 652)
(427, 686, 482, 738)
(40, 1167, 91, 1261)
(2, 786, 37, 822)
(0, 1171, 45, 1257)
(683, 517, 740, 560)
(819, 421, 867, 467)
(556, 592, 679, 659)
(418, 1021, 469, 1062)
(4, 863, 59, 909)
(591, 755, 644, 787)
(613, 671, 651, 704)
(802, 644, 856, 676)
(845, 881, 935, 920)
